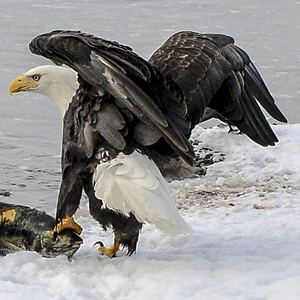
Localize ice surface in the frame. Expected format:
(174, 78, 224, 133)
(1, 1, 300, 299)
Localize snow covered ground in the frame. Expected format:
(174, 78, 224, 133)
(1, 0, 300, 299)
(1, 123, 300, 300)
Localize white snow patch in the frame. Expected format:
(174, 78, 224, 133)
(1, 123, 300, 300)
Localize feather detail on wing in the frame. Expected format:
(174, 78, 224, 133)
(93, 150, 193, 235)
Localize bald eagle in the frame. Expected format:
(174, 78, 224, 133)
(9, 30, 286, 257)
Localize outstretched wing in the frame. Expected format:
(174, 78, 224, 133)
(149, 31, 287, 146)
(29, 30, 194, 165)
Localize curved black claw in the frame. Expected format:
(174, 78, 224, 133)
(94, 241, 119, 258)
(93, 241, 104, 248)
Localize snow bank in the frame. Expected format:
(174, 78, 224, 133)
(1, 123, 300, 300)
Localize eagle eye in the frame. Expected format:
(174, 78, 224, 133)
(32, 74, 41, 81)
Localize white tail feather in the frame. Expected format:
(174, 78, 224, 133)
(93, 150, 193, 235)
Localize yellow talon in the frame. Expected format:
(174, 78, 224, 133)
(55, 215, 83, 235)
(97, 241, 120, 258)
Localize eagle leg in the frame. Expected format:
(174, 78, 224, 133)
(95, 240, 120, 258)
(55, 215, 83, 235)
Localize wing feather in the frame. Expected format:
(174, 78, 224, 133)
(29, 30, 194, 164)
(150, 31, 287, 145)
(94, 103, 126, 150)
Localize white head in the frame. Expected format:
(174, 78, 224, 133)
(9, 65, 78, 116)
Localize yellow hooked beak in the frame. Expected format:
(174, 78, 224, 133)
(9, 75, 39, 96)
